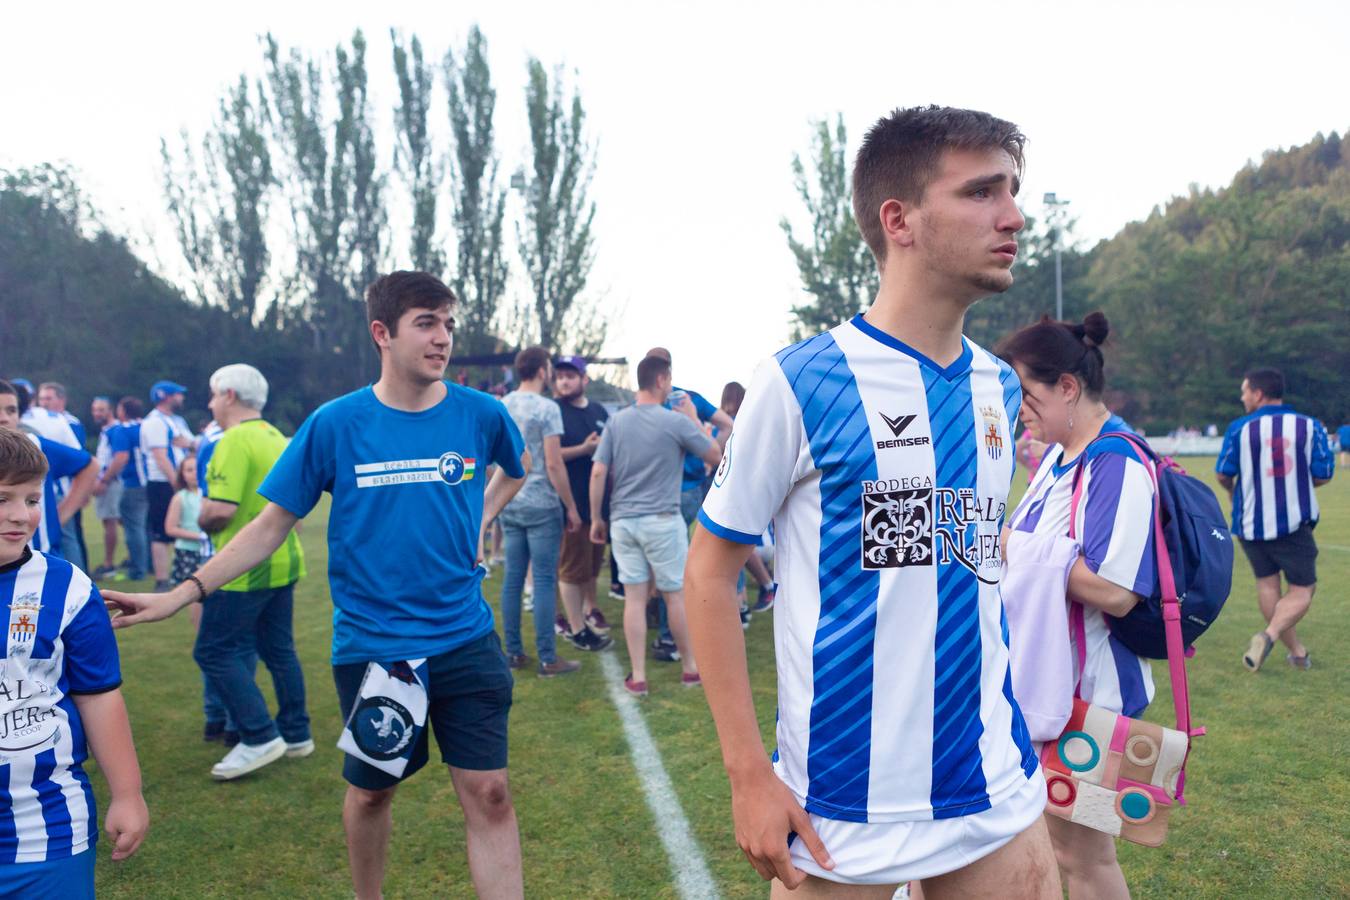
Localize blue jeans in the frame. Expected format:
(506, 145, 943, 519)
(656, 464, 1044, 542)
(117, 485, 149, 579)
(499, 505, 563, 664)
(193, 583, 310, 746)
(202, 651, 255, 731)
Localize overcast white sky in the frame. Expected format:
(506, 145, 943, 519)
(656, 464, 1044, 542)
(4, 0, 1347, 396)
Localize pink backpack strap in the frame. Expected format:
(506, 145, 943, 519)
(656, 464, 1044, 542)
(1068, 431, 1203, 801)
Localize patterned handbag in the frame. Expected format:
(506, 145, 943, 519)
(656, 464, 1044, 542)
(1041, 439, 1206, 847)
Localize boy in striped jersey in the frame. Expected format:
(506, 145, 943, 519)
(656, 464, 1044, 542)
(0, 428, 147, 897)
(1217, 368, 1335, 671)
(686, 107, 1057, 897)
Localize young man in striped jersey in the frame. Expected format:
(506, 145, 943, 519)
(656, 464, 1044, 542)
(0, 427, 147, 896)
(1217, 368, 1335, 671)
(686, 106, 1058, 898)
(105, 272, 530, 900)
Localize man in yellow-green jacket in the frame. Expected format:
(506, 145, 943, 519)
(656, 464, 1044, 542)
(196, 363, 311, 781)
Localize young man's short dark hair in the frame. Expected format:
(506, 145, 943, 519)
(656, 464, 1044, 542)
(514, 346, 552, 383)
(852, 105, 1026, 265)
(366, 271, 458, 339)
(7, 381, 31, 415)
(636, 356, 671, 391)
(118, 396, 145, 420)
(1245, 367, 1284, 401)
(0, 426, 49, 484)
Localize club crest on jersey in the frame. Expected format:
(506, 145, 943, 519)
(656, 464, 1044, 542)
(8, 593, 41, 643)
(981, 406, 1004, 460)
(437, 452, 477, 486)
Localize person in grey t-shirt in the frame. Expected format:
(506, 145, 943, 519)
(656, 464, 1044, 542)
(500, 347, 584, 679)
(589, 355, 720, 696)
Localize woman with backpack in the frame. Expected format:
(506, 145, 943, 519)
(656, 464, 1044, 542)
(998, 312, 1157, 900)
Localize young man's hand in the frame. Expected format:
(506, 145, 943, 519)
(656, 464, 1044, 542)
(589, 519, 608, 545)
(105, 792, 149, 860)
(565, 505, 583, 533)
(104, 586, 192, 628)
(730, 766, 833, 888)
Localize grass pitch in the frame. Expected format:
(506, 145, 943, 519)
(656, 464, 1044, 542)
(87, 458, 1348, 897)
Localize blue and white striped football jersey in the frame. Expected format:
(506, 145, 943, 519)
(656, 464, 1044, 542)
(0, 550, 122, 863)
(24, 435, 91, 560)
(1008, 417, 1157, 718)
(1216, 405, 1335, 541)
(699, 315, 1038, 823)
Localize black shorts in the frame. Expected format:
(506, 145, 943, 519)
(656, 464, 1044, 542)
(146, 481, 175, 543)
(333, 631, 514, 790)
(1239, 523, 1318, 586)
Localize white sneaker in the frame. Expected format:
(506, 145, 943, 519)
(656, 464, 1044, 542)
(211, 737, 285, 780)
(285, 739, 315, 758)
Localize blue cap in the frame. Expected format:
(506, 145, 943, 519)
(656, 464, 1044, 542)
(150, 380, 187, 403)
(555, 355, 587, 374)
(10, 378, 34, 393)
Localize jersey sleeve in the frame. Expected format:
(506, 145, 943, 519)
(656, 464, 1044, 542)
(39, 437, 91, 480)
(1215, 420, 1242, 476)
(698, 359, 805, 544)
(1310, 420, 1335, 480)
(205, 431, 249, 505)
(1078, 449, 1157, 597)
(489, 402, 527, 478)
(259, 409, 334, 518)
(63, 583, 122, 694)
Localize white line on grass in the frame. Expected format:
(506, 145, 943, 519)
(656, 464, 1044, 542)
(599, 651, 720, 900)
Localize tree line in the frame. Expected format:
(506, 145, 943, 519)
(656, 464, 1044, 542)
(784, 123, 1350, 430)
(160, 27, 601, 395)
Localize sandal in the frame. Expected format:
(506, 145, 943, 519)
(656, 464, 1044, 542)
(1243, 632, 1274, 671)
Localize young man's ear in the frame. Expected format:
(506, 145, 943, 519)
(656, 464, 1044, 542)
(879, 198, 915, 252)
(370, 319, 391, 351)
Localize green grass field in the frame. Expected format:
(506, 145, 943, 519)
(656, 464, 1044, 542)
(86, 458, 1348, 898)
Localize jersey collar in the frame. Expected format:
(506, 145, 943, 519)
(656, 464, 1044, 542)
(848, 314, 973, 381)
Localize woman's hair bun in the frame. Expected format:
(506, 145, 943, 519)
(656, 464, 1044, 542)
(1080, 311, 1109, 348)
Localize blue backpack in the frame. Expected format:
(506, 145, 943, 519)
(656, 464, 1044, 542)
(1071, 432, 1232, 659)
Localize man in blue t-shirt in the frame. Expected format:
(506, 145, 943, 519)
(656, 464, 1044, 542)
(105, 272, 531, 898)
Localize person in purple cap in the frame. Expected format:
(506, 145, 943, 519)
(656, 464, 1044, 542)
(140, 380, 193, 590)
(553, 354, 615, 649)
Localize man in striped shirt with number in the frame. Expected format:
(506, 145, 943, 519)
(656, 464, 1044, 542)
(1217, 367, 1334, 672)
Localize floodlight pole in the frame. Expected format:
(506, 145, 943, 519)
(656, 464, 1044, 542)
(1043, 192, 1070, 320)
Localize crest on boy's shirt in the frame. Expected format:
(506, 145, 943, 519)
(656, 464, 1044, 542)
(981, 406, 1004, 460)
(9, 593, 41, 643)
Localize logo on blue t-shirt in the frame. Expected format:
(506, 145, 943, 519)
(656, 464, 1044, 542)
(437, 452, 476, 486)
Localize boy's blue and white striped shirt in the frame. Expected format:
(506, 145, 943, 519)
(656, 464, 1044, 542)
(1216, 405, 1334, 541)
(0, 550, 121, 863)
(699, 315, 1038, 823)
